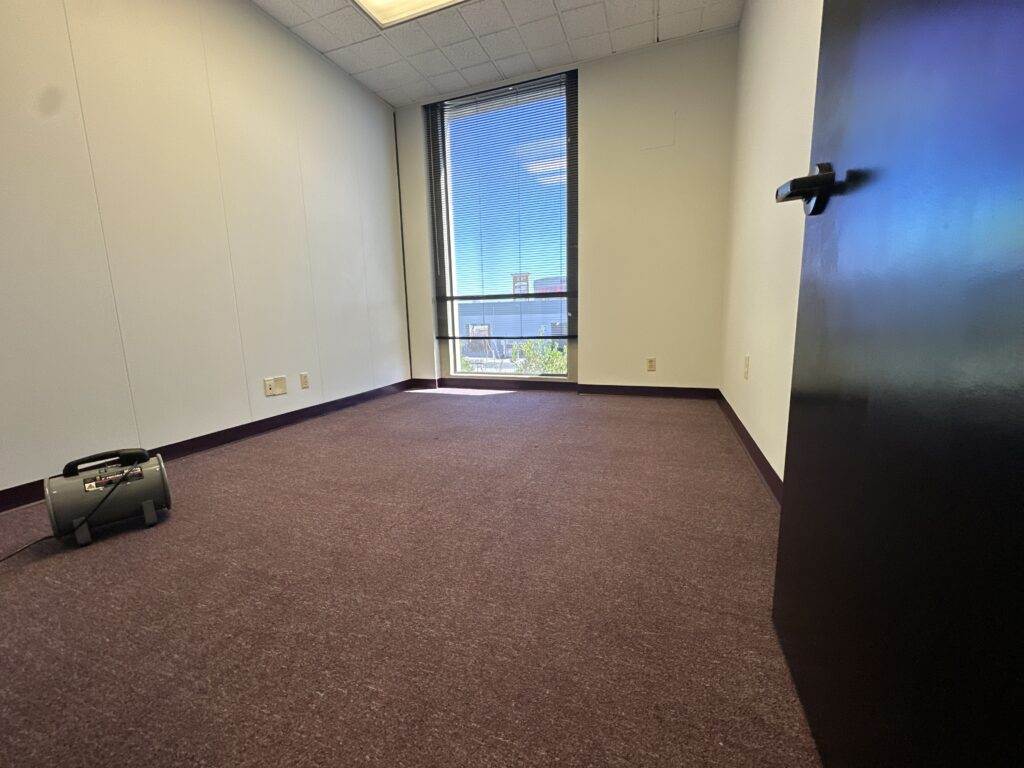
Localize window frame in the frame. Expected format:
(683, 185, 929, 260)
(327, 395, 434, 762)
(424, 71, 578, 380)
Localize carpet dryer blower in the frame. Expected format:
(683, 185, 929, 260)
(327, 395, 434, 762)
(44, 449, 171, 545)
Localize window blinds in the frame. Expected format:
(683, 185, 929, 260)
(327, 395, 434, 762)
(425, 72, 578, 344)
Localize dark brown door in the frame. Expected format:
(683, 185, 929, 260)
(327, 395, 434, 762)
(773, 1, 1024, 766)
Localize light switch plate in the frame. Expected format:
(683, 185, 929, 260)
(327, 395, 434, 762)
(299, 372, 310, 389)
(263, 376, 287, 396)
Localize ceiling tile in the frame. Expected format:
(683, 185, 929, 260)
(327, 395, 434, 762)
(702, 0, 742, 29)
(529, 41, 573, 68)
(561, 4, 608, 39)
(460, 61, 503, 85)
(419, 8, 475, 46)
(327, 45, 364, 70)
(328, 35, 402, 72)
(355, 68, 393, 91)
(658, 8, 701, 39)
(610, 19, 653, 51)
(658, 0, 704, 16)
(409, 48, 456, 75)
(495, 52, 536, 78)
(402, 79, 439, 100)
(429, 70, 469, 92)
(504, 0, 558, 25)
(383, 21, 436, 55)
(253, 0, 310, 27)
(319, 6, 378, 46)
(293, 0, 349, 17)
(459, 0, 515, 36)
(357, 59, 422, 90)
(442, 37, 490, 68)
(569, 30, 611, 59)
(554, 0, 593, 9)
(379, 86, 413, 106)
(385, 59, 423, 85)
(291, 20, 342, 51)
(518, 16, 566, 50)
(605, 0, 654, 30)
(480, 28, 527, 58)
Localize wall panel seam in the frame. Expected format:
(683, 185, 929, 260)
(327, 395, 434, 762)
(60, 0, 142, 447)
(358, 216, 381, 386)
(394, 112, 415, 379)
(196, 0, 255, 423)
(294, 138, 328, 399)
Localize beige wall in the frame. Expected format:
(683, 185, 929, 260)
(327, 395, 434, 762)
(395, 106, 441, 381)
(578, 33, 737, 387)
(720, 0, 823, 477)
(397, 32, 739, 385)
(0, 0, 408, 490)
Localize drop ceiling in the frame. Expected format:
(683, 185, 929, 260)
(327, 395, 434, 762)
(253, 0, 743, 107)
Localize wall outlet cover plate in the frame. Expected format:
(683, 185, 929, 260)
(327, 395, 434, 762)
(263, 376, 287, 396)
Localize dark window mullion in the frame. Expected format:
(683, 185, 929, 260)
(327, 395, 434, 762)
(440, 292, 570, 301)
(437, 336, 577, 341)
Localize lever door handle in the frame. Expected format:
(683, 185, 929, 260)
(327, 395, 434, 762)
(776, 162, 836, 216)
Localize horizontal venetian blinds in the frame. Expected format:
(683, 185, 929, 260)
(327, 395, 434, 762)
(425, 72, 578, 348)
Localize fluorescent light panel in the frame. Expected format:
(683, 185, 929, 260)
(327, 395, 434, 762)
(352, 0, 467, 28)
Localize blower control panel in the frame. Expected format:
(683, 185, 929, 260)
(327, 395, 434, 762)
(84, 466, 144, 492)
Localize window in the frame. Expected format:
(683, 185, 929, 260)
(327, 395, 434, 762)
(425, 73, 578, 377)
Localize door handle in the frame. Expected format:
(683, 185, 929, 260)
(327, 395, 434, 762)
(776, 162, 836, 216)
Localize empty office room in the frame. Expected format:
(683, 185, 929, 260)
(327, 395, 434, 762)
(2, 0, 1021, 765)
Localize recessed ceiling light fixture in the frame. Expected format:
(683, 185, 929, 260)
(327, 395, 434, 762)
(352, 0, 466, 28)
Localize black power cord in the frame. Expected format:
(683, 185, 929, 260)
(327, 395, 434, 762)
(0, 460, 142, 565)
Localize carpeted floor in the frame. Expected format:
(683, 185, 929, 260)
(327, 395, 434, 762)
(0, 389, 819, 767)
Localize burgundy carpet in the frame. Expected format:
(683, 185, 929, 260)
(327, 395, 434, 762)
(0, 390, 819, 767)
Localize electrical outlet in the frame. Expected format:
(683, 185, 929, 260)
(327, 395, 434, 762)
(744, 355, 751, 380)
(646, 357, 657, 373)
(299, 372, 310, 389)
(263, 376, 287, 396)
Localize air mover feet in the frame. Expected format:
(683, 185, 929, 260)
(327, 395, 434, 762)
(141, 499, 158, 527)
(72, 517, 92, 546)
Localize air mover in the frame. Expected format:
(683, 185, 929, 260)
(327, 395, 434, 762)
(44, 449, 171, 545)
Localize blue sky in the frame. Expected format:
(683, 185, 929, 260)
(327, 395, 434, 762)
(446, 93, 567, 298)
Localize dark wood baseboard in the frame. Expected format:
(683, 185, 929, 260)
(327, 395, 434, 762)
(0, 379, 419, 513)
(154, 380, 419, 462)
(408, 378, 439, 389)
(717, 397, 783, 504)
(577, 384, 720, 398)
(437, 377, 577, 391)
(0, 480, 44, 515)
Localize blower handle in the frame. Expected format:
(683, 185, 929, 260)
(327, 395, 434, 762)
(62, 449, 150, 478)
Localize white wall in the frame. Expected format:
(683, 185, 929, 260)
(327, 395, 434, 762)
(578, 33, 737, 387)
(720, 0, 823, 477)
(0, 0, 409, 490)
(397, 32, 739, 385)
(0, 0, 140, 488)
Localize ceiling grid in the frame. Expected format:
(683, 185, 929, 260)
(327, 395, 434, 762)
(253, 0, 742, 106)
